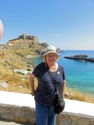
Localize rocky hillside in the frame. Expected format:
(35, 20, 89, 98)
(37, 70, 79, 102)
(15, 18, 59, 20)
(0, 34, 48, 93)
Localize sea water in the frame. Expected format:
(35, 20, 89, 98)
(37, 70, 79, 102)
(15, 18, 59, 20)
(31, 50, 94, 96)
(59, 50, 94, 96)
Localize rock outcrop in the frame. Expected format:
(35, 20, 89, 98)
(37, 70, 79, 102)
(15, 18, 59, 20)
(56, 48, 63, 53)
(64, 54, 94, 62)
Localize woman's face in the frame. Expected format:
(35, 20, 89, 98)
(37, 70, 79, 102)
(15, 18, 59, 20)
(45, 53, 57, 64)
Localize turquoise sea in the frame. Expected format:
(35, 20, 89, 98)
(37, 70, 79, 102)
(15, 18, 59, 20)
(31, 50, 94, 96)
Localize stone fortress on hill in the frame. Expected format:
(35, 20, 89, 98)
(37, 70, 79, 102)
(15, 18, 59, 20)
(8, 33, 38, 43)
(6, 33, 39, 49)
(4, 33, 63, 53)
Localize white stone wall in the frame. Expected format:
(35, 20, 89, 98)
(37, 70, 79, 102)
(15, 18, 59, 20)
(0, 91, 94, 125)
(0, 103, 94, 125)
(56, 113, 94, 125)
(0, 104, 36, 124)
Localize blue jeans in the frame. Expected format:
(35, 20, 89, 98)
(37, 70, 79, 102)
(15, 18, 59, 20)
(35, 102, 57, 125)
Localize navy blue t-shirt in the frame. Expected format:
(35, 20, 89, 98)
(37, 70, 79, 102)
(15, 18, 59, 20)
(32, 62, 66, 106)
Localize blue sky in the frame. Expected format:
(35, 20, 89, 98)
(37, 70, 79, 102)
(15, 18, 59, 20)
(0, 0, 94, 50)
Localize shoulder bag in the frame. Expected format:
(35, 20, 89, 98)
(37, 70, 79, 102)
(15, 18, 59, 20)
(48, 70, 65, 114)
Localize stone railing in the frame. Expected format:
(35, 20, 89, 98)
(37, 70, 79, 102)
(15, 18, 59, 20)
(56, 112, 94, 125)
(0, 104, 36, 124)
(0, 91, 94, 125)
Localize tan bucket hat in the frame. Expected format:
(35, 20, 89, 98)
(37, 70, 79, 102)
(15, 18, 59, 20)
(42, 45, 60, 57)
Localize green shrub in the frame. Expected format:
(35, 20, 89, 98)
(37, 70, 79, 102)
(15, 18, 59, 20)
(27, 68, 31, 71)
(17, 72, 25, 75)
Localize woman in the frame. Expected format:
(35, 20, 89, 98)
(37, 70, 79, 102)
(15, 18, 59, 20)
(29, 45, 66, 125)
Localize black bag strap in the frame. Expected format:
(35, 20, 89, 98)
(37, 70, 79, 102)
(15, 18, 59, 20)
(48, 70, 56, 91)
(46, 63, 57, 90)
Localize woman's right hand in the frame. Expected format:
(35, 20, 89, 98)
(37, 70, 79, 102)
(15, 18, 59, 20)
(29, 74, 35, 96)
(30, 90, 35, 96)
